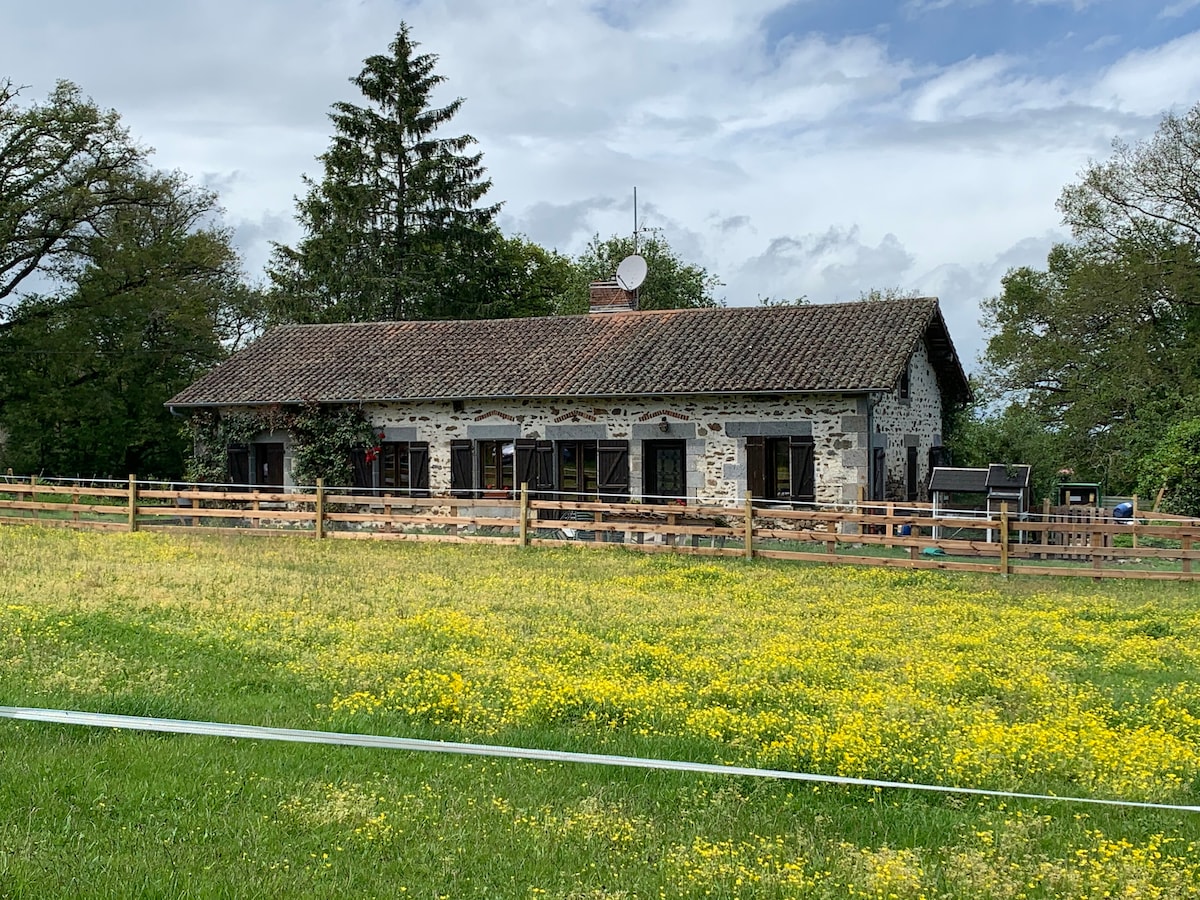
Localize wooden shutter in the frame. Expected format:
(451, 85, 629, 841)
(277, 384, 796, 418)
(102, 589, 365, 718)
(789, 437, 815, 502)
(450, 440, 474, 497)
(872, 448, 887, 502)
(597, 440, 630, 499)
(514, 439, 538, 492)
(745, 436, 765, 499)
(350, 449, 372, 490)
(226, 448, 249, 489)
(535, 441, 555, 495)
(410, 443, 430, 497)
(906, 446, 919, 502)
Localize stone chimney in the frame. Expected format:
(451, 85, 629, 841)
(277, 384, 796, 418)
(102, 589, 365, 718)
(588, 280, 638, 314)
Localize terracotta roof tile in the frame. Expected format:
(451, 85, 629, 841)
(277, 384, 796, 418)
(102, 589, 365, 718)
(168, 298, 969, 406)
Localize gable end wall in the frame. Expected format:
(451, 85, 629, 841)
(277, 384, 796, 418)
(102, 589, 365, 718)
(870, 339, 944, 501)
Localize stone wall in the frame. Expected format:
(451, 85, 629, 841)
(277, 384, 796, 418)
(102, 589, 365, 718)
(230, 357, 945, 505)
(354, 393, 866, 505)
(870, 339, 945, 502)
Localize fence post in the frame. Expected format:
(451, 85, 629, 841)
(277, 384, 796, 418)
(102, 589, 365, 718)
(128, 475, 139, 532)
(519, 482, 529, 547)
(1040, 497, 1051, 560)
(1131, 495, 1139, 550)
(744, 491, 754, 560)
(999, 501, 1009, 577)
(1183, 533, 1193, 576)
(30, 474, 38, 522)
(315, 478, 325, 539)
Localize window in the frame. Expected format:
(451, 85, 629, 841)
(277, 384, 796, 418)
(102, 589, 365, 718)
(746, 436, 814, 503)
(899, 363, 911, 400)
(448, 439, 629, 500)
(382, 442, 429, 495)
(556, 440, 629, 500)
(557, 440, 597, 499)
(478, 440, 515, 496)
(350, 442, 430, 495)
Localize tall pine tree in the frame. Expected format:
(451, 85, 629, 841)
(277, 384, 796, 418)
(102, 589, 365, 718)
(269, 24, 501, 323)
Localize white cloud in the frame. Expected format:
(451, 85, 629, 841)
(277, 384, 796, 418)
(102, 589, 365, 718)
(4, 0, 1199, 374)
(1091, 30, 1200, 115)
(1160, 0, 1200, 17)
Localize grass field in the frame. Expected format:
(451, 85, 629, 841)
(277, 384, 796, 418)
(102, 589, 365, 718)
(2, 526, 1199, 898)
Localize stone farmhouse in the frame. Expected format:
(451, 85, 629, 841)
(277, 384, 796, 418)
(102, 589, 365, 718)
(167, 294, 970, 507)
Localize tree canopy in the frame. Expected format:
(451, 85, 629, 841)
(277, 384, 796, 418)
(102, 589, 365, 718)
(0, 82, 260, 478)
(268, 25, 502, 323)
(559, 230, 722, 314)
(977, 102, 1200, 495)
(0, 79, 149, 312)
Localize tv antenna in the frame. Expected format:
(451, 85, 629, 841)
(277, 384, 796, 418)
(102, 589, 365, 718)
(634, 186, 639, 254)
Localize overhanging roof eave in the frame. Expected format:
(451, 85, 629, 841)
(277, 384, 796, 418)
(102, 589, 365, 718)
(166, 386, 885, 409)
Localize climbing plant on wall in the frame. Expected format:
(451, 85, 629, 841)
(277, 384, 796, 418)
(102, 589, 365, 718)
(181, 405, 375, 487)
(286, 405, 376, 487)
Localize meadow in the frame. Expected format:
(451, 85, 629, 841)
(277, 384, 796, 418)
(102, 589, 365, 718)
(2, 526, 1199, 898)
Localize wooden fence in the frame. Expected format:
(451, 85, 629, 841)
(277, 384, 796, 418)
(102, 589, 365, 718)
(2, 476, 1199, 581)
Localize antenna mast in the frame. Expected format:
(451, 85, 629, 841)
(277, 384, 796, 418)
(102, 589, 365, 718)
(633, 186, 638, 254)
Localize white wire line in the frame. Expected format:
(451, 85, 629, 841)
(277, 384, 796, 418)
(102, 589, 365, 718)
(2, 706, 1197, 814)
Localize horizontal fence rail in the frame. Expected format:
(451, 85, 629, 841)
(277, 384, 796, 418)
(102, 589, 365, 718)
(2, 475, 1200, 581)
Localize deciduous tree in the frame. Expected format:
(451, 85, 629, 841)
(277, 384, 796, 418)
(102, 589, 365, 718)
(0, 79, 148, 311)
(559, 230, 722, 314)
(0, 171, 253, 477)
(980, 103, 1200, 492)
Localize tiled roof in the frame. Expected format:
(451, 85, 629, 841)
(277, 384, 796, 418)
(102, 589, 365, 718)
(168, 297, 970, 406)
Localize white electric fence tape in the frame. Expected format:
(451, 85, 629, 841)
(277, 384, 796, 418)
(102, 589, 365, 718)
(2, 706, 1197, 814)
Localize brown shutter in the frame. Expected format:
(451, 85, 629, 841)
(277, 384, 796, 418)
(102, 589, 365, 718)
(450, 440, 474, 497)
(410, 443, 430, 497)
(745, 436, 765, 499)
(514, 439, 537, 491)
(597, 440, 629, 499)
(535, 441, 555, 495)
(790, 437, 815, 502)
(227, 448, 249, 489)
(872, 448, 887, 502)
(350, 448, 373, 490)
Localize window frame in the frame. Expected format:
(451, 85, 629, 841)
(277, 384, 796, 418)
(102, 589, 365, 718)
(478, 440, 516, 496)
(350, 441, 430, 496)
(746, 434, 815, 504)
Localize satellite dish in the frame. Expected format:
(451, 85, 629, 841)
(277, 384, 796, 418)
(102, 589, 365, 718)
(615, 254, 648, 291)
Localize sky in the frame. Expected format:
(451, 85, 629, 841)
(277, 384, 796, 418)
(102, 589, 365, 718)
(7, 0, 1200, 373)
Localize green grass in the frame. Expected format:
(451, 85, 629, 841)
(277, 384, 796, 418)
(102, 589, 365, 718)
(2, 526, 1199, 898)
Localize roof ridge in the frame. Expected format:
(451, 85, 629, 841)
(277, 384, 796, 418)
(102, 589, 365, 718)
(269, 296, 940, 331)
